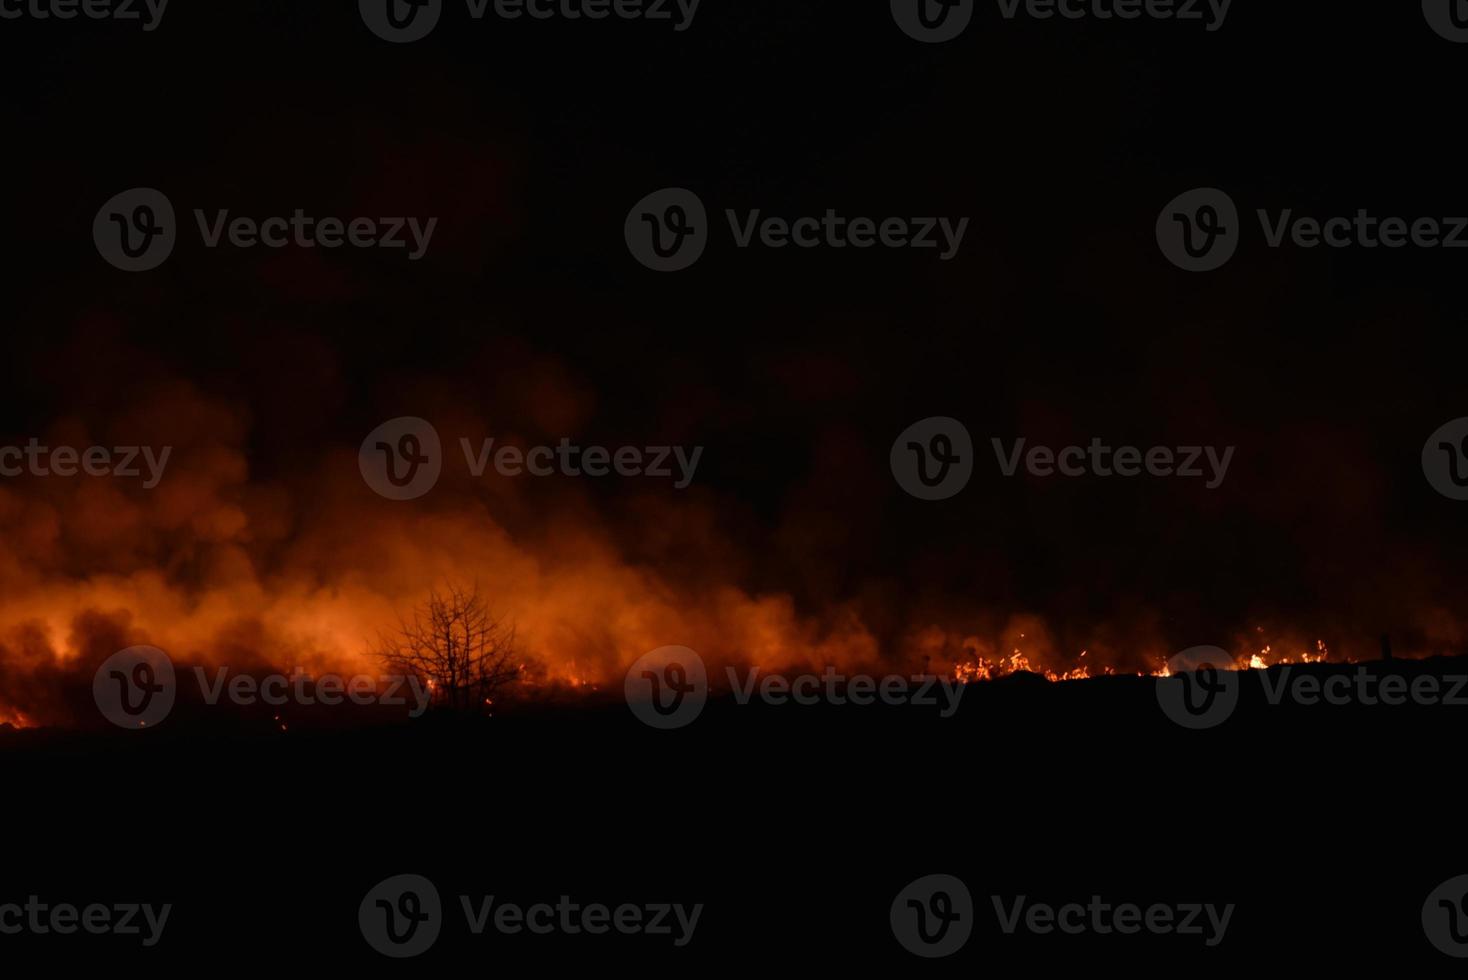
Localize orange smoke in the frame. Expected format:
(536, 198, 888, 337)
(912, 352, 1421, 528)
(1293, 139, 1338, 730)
(0, 379, 903, 727)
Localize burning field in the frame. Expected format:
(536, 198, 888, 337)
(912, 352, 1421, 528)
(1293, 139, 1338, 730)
(0, 347, 1459, 732)
(9, 7, 1468, 972)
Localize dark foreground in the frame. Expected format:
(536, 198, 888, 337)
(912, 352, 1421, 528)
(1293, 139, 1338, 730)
(5, 657, 1466, 972)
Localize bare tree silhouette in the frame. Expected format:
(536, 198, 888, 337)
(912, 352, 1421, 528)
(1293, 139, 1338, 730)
(374, 585, 521, 714)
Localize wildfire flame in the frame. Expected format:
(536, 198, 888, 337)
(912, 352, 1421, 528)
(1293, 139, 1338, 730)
(951, 635, 1337, 685)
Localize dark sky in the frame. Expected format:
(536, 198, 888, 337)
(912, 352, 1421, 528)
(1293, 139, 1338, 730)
(3, 1, 1468, 674)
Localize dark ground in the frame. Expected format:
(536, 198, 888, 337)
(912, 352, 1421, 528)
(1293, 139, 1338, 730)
(5, 657, 1465, 970)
